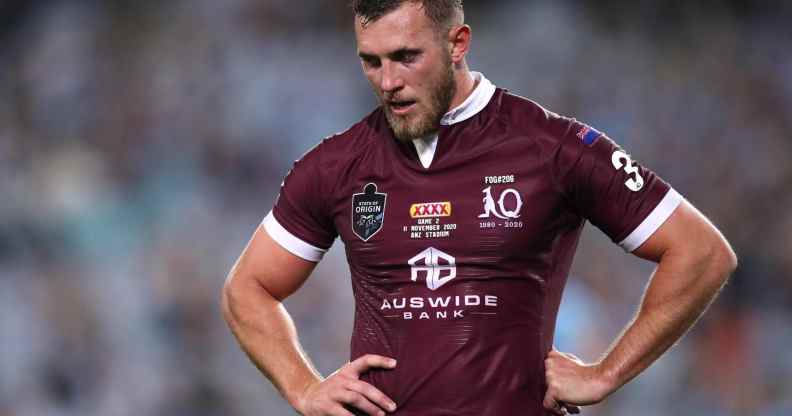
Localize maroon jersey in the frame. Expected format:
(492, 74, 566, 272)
(264, 74, 682, 415)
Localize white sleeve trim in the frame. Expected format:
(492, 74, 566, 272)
(262, 211, 327, 262)
(619, 188, 684, 252)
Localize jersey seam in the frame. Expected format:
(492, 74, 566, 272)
(546, 119, 580, 219)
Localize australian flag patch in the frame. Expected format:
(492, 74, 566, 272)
(576, 124, 603, 146)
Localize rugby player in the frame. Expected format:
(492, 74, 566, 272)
(221, 1, 737, 415)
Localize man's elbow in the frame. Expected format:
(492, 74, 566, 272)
(221, 275, 235, 324)
(221, 269, 282, 325)
(722, 246, 738, 281)
(722, 242, 738, 275)
(221, 271, 245, 326)
(705, 233, 738, 284)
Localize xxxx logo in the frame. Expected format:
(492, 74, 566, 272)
(410, 202, 452, 219)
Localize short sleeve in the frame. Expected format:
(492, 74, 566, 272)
(264, 144, 338, 262)
(551, 115, 683, 252)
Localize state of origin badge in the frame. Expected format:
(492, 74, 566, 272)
(351, 183, 387, 242)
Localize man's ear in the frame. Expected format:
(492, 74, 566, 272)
(448, 24, 471, 64)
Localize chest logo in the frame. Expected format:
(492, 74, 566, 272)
(408, 247, 456, 291)
(410, 202, 452, 219)
(478, 186, 523, 219)
(351, 183, 387, 242)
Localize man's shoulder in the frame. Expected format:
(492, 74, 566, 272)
(291, 108, 385, 171)
(308, 108, 386, 161)
(494, 90, 583, 146)
(497, 91, 564, 132)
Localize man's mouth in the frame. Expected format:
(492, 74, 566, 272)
(387, 99, 417, 115)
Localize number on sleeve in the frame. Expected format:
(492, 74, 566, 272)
(611, 150, 645, 192)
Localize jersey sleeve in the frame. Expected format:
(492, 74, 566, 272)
(550, 114, 683, 252)
(263, 143, 337, 262)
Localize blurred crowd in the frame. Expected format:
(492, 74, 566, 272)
(1, 1, 790, 415)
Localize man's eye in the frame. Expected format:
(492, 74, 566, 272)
(398, 53, 418, 64)
(363, 58, 381, 68)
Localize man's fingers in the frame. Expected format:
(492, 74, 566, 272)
(347, 380, 397, 413)
(328, 404, 355, 416)
(335, 390, 385, 416)
(346, 354, 397, 376)
(543, 391, 566, 416)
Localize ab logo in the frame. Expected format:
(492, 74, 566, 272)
(478, 186, 523, 219)
(408, 247, 456, 291)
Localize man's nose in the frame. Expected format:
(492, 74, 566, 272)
(380, 62, 404, 93)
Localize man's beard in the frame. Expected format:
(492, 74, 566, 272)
(383, 59, 456, 142)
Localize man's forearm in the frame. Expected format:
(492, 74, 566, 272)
(596, 242, 736, 394)
(222, 276, 322, 410)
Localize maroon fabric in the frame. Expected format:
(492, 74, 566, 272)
(272, 89, 672, 415)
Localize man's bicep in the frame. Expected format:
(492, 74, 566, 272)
(233, 139, 336, 300)
(630, 200, 719, 263)
(229, 224, 319, 301)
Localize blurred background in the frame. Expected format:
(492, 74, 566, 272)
(1, 0, 790, 415)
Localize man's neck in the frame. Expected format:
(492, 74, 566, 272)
(448, 69, 477, 111)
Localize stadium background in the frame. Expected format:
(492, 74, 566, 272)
(1, 0, 790, 415)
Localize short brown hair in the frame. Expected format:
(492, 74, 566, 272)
(352, 0, 463, 29)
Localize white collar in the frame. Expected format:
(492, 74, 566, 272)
(412, 72, 496, 169)
(440, 72, 497, 125)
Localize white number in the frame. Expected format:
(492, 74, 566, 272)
(611, 150, 644, 192)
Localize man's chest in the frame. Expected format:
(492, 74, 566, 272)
(329, 153, 574, 277)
